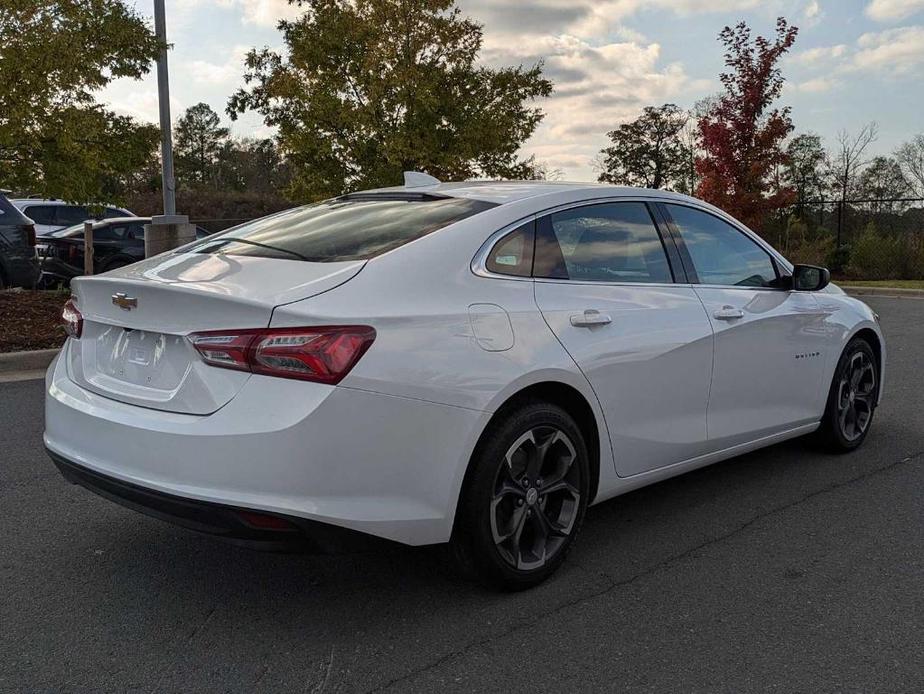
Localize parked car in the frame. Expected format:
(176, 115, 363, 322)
(45, 176, 885, 590)
(38, 217, 211, 285)
(0, 191, 39, 288)
(10, 198, 134, 236)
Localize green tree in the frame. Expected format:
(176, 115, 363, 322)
(228, 0, 552, 200)
(0, 1, 161, 201)
(858, 156, 909, 212)
(785, 133, 827, 211)
(597, 104, 690, 190)
(174, 103, 231, 188)
(895, 134, 924, 197)
(215, 138, 292, 193)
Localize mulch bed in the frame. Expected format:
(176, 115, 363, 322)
(0, 290, 69, 352)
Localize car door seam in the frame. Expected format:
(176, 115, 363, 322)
(690, 286, 716, 441)
(531, 278, 620, 476)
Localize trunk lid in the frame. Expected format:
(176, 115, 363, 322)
(66, 252, 365, 414)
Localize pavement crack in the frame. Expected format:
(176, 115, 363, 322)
(366, 449, 923, 693)
(308, 646, 336, 694)
(185, 605, 218, 644)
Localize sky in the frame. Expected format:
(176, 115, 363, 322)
(102, 0, 924, 181)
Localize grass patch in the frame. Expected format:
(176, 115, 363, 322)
(837, 280, 924, 290)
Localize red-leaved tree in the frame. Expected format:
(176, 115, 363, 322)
(697, 17, 798, 232)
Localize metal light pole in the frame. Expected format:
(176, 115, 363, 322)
(153, 0, 176, 216)
(145, 0, 195, 257)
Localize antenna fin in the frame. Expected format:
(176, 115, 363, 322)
(403, 171, 441, 188)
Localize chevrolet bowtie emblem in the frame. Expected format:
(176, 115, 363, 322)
(112, 293, 138, 310)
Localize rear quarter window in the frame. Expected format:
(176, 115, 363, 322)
(56, 205, 92, 226)
(187, 195, 497, 262)
(23, 205, 58, 226)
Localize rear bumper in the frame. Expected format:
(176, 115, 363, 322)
(49, 449, 392, 552)
(44, 347, 489, 546)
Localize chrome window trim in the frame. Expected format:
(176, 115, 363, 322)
(471, 214, 539, 281)
(471, 193, 795, 284)
(656, 199, 794, 274)
(534, 278, 692, 290)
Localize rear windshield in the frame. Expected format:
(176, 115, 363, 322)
(0, 195, 31, 224)
(186, 195, 497, 263)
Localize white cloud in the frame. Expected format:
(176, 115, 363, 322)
(460, 0, 765, 40)
(481, 34, 695, 177)
(179, 0, 302, 27)
(852, 26, 924, 74)
(865, 0, 924, 22)
(792, 76, 841, 93)
(99, 75, 185, 124)
(791, 44, 847, 65)
(804, 0, 821, 18)
(188, 45, 250, 84)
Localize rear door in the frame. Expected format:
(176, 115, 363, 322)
(661, 203, 829, 447)
(531, 201, 715, 476)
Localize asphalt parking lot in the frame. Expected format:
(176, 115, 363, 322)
(1, 295, 922, 693)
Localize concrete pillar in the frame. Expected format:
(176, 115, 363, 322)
(144, 214, 196, 258)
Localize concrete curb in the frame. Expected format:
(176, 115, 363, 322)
(0, 348, 59, 375)
(842, 286, 924, 298)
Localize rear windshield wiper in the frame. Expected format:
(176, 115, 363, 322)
(201, 237, 312, 262)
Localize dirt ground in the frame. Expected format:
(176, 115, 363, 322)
(0, 290, 68, 352)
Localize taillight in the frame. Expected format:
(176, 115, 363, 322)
(21, 224, 36, 247)
(189, 326, 376, 384)
(62, 298, 83, 339)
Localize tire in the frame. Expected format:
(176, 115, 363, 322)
(815, 337, 879, 452)
(449, 400, 590, 591)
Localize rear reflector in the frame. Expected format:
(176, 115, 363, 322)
(62, 297, 83, 339)
(237, 510, 297, 531)
(189, 326, 376, 384)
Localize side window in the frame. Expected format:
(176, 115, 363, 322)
(103, 207, 127, 219)
(56, 205, 92, 226)
(666, 204, 778, 288)
(486, 221, 534, 277)
(129, 223, 146, 240)
(23, 205, 57, 225)
(93, 224, 129, 241)
(534, 202, 672, 284)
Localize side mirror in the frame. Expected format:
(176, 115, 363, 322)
(792, 264, 830, 292)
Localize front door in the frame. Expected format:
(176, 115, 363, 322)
(662, 203, 830, 447)
(532, 201, 715, 477)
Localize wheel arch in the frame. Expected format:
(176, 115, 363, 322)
(849, 325, 885, 404)
(461, 380, 604, 511)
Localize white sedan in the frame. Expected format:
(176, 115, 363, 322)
(45, 175, 884, 590)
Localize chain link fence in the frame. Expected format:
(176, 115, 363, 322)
(765, 197, 924, 280)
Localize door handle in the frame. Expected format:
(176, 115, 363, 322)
(713, 305, 744, 321)
(570, 309, 612, 327)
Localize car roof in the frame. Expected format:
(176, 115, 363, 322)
(359, 180, 707, 207)
(95, 217, 148, 225)
(10, 199, 130, 209)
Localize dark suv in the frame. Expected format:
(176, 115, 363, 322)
(0, 192, 39, 288)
